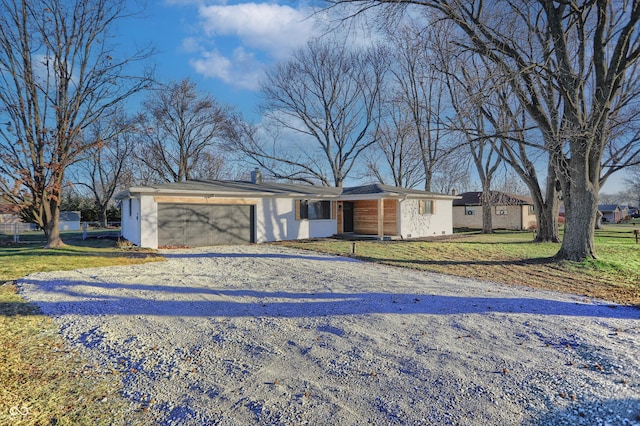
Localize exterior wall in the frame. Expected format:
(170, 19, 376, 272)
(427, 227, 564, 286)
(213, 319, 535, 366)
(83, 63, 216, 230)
(59, 220, 80, 231)
(602, 210, 621, 223)
(120, 197, 143, 247)
(139, 196, 158, 248)
(257, 198, 336, 242)
(453, 206, 482, 228)
(400, 198, 453, 238)
(454, 205, 537, 230)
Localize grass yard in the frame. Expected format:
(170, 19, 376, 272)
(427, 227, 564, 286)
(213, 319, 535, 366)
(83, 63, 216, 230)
(0, 231, 162, 425)
(1, 225, 638, 424)
(276, 224, 640, 307)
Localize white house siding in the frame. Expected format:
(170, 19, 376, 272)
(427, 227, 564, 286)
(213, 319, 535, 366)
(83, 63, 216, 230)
(256, 198, 296, 243)
(140, 196, 158, 248)
(121, 197, 143, 247)
(256, 198, 337, 243)
(399, 198, 453, 238)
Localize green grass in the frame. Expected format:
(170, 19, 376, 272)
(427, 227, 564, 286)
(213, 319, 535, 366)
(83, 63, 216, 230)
(276, 225, 640, 306)
(0, 231, 161, 425)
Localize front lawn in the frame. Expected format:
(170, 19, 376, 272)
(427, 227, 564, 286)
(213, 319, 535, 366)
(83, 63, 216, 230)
(276, 225, 640, 306)
(0, 232, 161, 425)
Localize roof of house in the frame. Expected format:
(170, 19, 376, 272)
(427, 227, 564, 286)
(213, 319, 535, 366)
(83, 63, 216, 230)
(60, 211, 81, 222)
(452, 191, 534, 207)
(598, 204, 620, 212)
(116, 180, 457, 200)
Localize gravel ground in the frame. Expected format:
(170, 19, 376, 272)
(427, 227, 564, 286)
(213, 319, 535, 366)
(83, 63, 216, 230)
(18, 245, 640, 425)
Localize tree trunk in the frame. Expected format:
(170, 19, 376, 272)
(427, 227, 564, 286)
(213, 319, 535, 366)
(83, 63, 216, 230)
(43, 203, 65, 248)
(555, 185, 598, 261)
(532, 164, 560, 243)
(99, 204, 109, 228)
(481, 187, 493, 234)
(595, 210, 603, 229)
(534, 202, 560, 243)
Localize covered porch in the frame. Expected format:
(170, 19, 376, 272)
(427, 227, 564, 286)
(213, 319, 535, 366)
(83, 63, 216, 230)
(335, 198, 399, 240)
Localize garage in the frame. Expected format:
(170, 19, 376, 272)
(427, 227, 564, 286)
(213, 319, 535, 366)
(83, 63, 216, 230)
(157, 203, 255, 247)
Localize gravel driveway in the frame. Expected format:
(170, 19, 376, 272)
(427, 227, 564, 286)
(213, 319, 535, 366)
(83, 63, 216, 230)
(19, 245, 640, 425)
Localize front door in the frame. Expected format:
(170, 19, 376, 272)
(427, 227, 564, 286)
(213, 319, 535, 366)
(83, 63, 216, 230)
(343, 202, 354, 233)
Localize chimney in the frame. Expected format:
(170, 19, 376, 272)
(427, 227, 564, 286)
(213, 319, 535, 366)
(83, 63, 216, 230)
(452, 188, 458, 196)
(251, 168, 262, 184)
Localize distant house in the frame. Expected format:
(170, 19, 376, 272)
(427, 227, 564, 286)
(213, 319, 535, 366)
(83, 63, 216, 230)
(115, 178, 459, 249)
(0, 201, 29, 234)
(598, 204, 622, 223)
(0, 203, 80, 233)
(453, 191, 537, 230)
(59, 211, 81, 231)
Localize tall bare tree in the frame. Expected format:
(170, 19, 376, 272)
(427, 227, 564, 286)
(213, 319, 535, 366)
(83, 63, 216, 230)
(73, 109, 137, 227)
(136, 78, 236, 183)
(387, 23, 456, 192)
(446, 56, 503, 233)
(0, 0, 153, 247)
(366, 97, 425, 188)
(330, 0, 640, 261)
(231, 38, 386, 187)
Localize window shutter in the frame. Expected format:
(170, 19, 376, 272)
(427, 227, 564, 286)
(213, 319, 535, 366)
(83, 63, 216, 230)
(418, 200, 424, 215)
(295, 200, 301, 221)
(331, 201, 337, 219)
(431, 200, 436, 214)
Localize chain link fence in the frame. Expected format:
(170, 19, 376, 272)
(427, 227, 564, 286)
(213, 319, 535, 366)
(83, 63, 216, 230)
(0, 222, 38, 242)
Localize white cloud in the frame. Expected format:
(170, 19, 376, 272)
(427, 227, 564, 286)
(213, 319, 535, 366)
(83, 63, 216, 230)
(197, 3, 316, 59)
(190, 47, 263, 91)
(183, 2, 324, 91)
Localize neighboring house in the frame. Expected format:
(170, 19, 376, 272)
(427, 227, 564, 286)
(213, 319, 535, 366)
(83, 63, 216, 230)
(0, 202, 31, 234)
(598, 204, 622, 223)
(115, 177, 459, 249)
(59, 211, 81, 231)
(452, 191, 537, 230)
(1, 202, 80, 233)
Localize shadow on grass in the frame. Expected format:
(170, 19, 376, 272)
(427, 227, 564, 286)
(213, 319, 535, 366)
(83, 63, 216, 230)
(0, 301, 41, 316)
(355, 255, 558, 268)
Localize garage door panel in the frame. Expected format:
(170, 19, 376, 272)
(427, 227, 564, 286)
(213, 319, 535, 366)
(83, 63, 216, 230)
(158, 203, 253, 247)
(157, 204, 186, 247)
(208, 205, 252, 245)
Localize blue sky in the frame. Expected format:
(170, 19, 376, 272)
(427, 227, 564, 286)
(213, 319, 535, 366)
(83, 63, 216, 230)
(121, 0, 324, 119)
(117, 0, 631, 194)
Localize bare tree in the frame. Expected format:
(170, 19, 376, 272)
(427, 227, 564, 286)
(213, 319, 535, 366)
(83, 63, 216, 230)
(72, 109, 137, 227)
(625, 163, 640, 207)
(446, 56, 503, 233)
(329, 0, 640, 261)
(136, 78, 236, 183)
(429, 148, 471, 194)
(386, 22, 457, 192)
(232, 38, 386, 187)
(0, 0, 153, 247)
(366, 96, 425, 188)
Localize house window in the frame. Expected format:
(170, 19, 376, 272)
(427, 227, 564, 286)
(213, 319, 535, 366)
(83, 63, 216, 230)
(296, 200, 331, 220)
(419, 199, 435, 215)
(528, 205, 535, 214)
(495, 206, 508, 215)
(128, 199, 132, 217)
